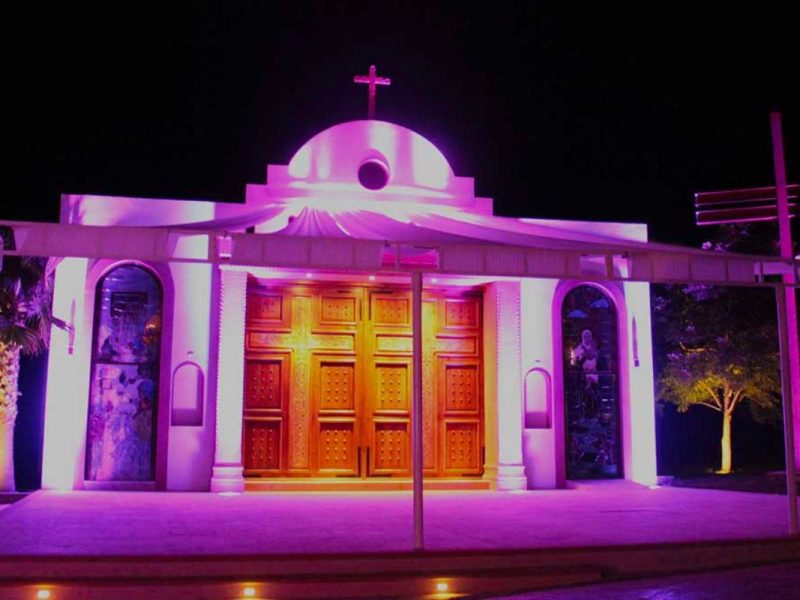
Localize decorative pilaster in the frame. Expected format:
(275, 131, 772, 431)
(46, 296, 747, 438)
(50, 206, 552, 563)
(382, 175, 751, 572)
(492, 281, 527, 490)
(210, 267, 247, 493)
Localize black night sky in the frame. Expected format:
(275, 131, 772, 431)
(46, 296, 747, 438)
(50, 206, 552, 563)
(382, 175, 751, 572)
(7, 3, 798, 248)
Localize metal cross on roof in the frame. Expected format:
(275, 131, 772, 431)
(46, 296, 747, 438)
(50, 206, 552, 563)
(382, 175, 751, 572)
(353, 65, 391, 119)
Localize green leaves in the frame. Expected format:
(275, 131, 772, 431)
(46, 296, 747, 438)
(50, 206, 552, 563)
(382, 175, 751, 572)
(654, 282, 781, 419)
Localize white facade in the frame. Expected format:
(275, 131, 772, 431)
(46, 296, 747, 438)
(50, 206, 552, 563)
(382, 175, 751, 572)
(39, 120, 658, 491)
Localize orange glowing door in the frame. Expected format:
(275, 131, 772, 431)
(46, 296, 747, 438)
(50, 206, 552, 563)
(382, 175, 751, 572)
(364, 289, 484, 477)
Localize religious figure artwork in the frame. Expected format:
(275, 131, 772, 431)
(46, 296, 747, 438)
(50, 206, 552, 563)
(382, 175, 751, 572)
(85, 265, 162, 481)
(562, 286, 621, 479)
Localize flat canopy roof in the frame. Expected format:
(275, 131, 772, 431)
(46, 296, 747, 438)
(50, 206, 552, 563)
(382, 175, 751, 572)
(2, 218, 796, 287)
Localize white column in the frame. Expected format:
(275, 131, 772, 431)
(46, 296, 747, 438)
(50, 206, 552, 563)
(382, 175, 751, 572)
(42, 258, 90, 490)
(491, 281, 527, 490)
(623, 281, 658, 486)
(210, 267, 247, 493)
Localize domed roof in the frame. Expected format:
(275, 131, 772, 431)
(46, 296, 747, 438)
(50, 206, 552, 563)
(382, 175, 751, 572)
(286, 120, 454, 192)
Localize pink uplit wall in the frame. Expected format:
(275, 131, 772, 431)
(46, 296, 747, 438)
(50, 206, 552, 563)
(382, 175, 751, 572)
(42, 258, 90, 490)
(165, 262, 215, 490)
(520, 219, 649, 243)
(485, 281, 527, 490)
(61, 194, 249, 227)
(622, 281, 657, 485)
(42, 256, 215, 491)
(44, 119, 662, 493)
(209, 268, 247, 493)
(519, 279, 560, 488)
(519, 275, 657, 489)
(246, 120, 493, 213)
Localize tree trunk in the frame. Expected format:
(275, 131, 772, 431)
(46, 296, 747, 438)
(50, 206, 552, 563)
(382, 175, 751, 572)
(0, 341, 21, 492)
(719, 411, 732, 475)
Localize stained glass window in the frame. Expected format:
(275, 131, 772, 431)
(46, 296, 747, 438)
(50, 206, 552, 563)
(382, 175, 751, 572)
(562, 285, 621, 479)
(85, 265, 162, 481)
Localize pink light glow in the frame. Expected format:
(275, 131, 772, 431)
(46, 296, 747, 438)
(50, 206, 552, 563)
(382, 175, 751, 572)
(210, 268, 247, 493)
(519, 279, 559, 489)
(547, 279, 656, 488)
(490, 281, 527, 490)
(282, 121, 454, 196)
(166, 263, 214, 490)
(286, 180, 452, 199)
(63, 194, 225, 227)
(411, 132, 449, 190)
(622, 282, 657, 485)
(45, 116, 669, 495)
(288, 144, 311, 178)
(367, 121, 397, 169)
(42, 258, 90, 490)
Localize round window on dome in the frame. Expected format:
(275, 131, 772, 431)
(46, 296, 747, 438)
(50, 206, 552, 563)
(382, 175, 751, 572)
(358, 159, 389, 190)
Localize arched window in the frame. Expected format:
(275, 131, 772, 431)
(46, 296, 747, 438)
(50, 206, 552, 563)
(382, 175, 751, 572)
(561, 285, 621, 479)
(85, 265, 162, 481)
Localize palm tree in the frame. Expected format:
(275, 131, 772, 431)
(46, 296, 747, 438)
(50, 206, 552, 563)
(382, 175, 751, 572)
(1, 226, 62, 491)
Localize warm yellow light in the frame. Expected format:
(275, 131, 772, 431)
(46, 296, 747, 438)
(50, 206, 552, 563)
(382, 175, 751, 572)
(37, 590, 51, 600)
(242, 586, 257, 598)
(435, 581, 449, 592)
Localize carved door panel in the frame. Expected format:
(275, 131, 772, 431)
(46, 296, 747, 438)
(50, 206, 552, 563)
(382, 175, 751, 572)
(309, 289, 362, 476)
(364, 290, 484, 477)
(244, 289, 292, 476)
(366, 290, 413, 476)
(437, 296, 484, 476)
(244, 286, 361, 476)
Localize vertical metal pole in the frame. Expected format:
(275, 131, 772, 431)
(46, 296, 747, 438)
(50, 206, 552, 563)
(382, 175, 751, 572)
(770, 112, 800, 470)
(411, 271, 424, 550)
(776, 285, 799, 535)
(770, 113, 793, 260)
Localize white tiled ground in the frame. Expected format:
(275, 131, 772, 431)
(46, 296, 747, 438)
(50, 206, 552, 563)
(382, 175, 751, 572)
(0, 482, 796, 556)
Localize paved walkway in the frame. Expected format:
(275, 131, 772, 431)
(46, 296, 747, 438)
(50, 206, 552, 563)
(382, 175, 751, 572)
(499, 562, 800, 599)
(0, 482, 796, 556)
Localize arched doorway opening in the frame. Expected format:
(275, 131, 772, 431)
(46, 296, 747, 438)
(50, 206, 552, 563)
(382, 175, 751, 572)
(561, 285, 622, 479)
(85, 264, 163, 482)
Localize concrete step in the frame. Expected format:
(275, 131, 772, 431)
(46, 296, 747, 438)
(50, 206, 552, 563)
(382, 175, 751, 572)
(2, 537, 798, 599)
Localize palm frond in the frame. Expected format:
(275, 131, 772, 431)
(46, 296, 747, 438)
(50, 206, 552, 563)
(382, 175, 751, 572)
(1, 255, 60, 355)
(0, 324, 42, 353)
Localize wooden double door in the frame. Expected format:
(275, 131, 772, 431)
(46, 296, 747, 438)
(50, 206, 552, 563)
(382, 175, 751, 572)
(243, 282, 484, 479)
